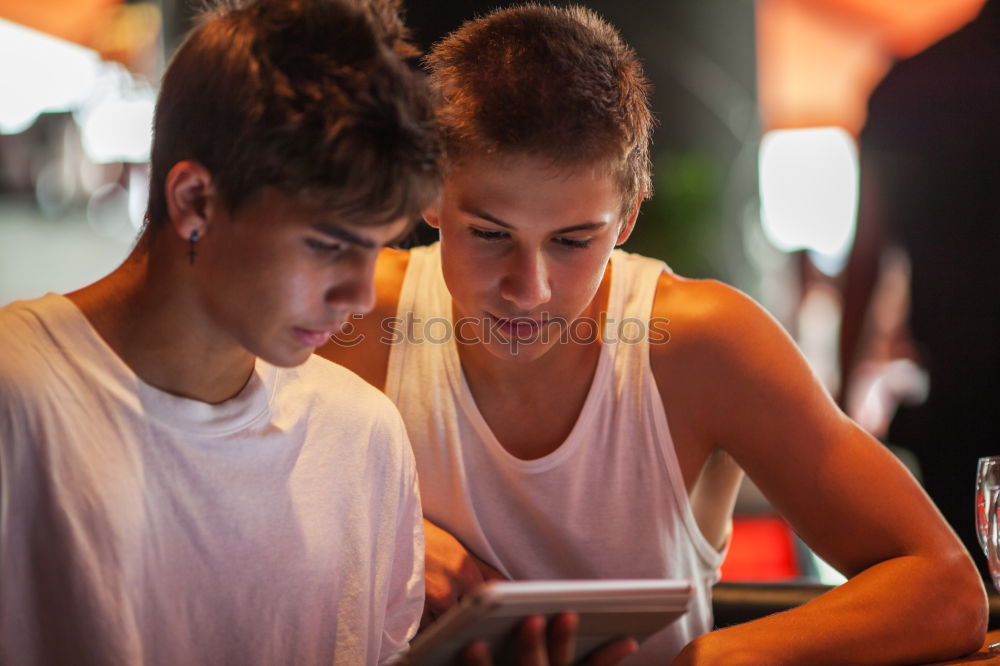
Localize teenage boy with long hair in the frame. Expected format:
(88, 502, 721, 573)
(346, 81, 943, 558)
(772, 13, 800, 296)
(0, 1, 439, 663)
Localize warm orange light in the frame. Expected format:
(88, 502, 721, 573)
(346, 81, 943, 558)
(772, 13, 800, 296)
(0, 0, 120, 50)
(757, 0, 987, 134)
(757, 0, 891, 133)
(800, 0, 987, 57)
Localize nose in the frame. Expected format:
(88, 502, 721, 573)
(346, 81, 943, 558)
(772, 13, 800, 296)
(499, 248, 552, 312)
(325, 253, 378, 314)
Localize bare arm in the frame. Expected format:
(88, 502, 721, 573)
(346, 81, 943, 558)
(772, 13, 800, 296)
(422, 518, 505, 626)
(656, 280, 985, 665)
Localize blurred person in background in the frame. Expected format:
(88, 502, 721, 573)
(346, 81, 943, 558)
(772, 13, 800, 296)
(840, 0, 1000, 581)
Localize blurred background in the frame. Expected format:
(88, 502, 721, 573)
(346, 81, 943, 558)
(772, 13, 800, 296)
(1, 0, 997, 585)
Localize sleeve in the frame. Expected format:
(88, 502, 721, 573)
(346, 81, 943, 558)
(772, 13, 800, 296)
(378, 414, 426, 665)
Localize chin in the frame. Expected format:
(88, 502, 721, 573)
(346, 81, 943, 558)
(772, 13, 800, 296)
(482, 338, 555, 364)
(253, 343, 315, 369)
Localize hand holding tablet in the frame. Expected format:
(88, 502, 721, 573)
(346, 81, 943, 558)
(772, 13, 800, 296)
(406, 579, 692, 666)
(458, 613, 638, 666)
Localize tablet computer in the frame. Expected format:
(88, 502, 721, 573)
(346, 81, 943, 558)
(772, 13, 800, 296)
(405, 579, 692, 666)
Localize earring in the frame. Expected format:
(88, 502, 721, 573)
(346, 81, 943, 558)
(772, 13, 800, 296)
(188, 230, 200, 266)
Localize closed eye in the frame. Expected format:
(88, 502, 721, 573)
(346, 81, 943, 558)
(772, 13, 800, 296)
(305, 237, 345, 254)
(553, 237, 592, 249)
(469, 227, 508, 242)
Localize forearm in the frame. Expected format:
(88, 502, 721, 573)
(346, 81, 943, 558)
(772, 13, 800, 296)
(676, 552, 986, 665)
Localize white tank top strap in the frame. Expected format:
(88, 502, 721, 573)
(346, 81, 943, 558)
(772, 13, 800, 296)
(609, 251, 725, 572)
(384, 244, 443, 404)
(605, 249, 667, 365)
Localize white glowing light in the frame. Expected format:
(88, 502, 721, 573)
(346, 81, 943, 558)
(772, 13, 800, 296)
(758, 127, 859, 271)
(0, 19, 102, 134)
(0, 19, 155, 164)
(78, 86, 156, 164)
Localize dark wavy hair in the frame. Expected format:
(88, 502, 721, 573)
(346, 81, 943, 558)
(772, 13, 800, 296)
(426, 3, 653, 216)
(145, 0, 441, 233)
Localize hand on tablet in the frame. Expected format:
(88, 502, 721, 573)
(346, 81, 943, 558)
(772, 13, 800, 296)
(459, 613, 638, 666)
(423, 519, 505, 626)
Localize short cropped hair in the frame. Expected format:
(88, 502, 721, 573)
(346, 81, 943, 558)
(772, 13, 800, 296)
(426, 3, 653, 215)
(146, 0, 441, 233)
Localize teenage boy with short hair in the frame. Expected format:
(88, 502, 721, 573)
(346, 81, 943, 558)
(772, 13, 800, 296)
(0, 1, 438, 663)
(320, 4, 987, 663)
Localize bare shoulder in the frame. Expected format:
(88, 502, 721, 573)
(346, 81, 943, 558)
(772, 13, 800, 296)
(373, 247, 410, 305)
(647, 274, 780, 481)
(315, 248, 409, 389)
(648, 271, 839, 466)
(649, 272, 802, 389)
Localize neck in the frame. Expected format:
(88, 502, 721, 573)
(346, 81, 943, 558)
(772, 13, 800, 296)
(66, 241, 255, 404)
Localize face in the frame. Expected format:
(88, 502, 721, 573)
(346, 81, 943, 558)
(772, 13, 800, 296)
(426, 155, 635, 363)
(194, 187, 409, 368)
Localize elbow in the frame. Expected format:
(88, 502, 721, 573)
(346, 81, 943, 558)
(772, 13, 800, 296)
(950, 590, 988, 658)
(939, 551, 988, 657)
(957, 582, 989, 657)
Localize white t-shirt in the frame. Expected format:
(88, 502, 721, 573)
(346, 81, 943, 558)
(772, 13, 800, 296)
(385, 245, 724, 664)
(0, 294, 424, 666)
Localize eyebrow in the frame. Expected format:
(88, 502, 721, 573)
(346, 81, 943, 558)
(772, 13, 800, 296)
(462, 207, 607, 235)
(311, 221, 378, 250)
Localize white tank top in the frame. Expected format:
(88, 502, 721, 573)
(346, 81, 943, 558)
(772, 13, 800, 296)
(386, 243, 722, 662)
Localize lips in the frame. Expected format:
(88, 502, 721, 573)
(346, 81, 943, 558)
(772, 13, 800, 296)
(293, 325, 338, 348)
(489, 313, 547, 339)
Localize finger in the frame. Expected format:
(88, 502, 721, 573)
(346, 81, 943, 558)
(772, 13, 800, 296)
(458, 639, 491, 666)
(545, 612, 579, 666)
(515, 615, 547, 665)
(584, 637, 638, 666)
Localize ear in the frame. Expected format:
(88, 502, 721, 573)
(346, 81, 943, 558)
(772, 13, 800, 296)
(615, 195, 642, 246)
(422, 201, 442, 229)
(164, 161, 220, 242)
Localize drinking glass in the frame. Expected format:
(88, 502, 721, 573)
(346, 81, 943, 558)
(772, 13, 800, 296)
(983, 485, 1000, 653)
(975, 456, 1000, 554)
